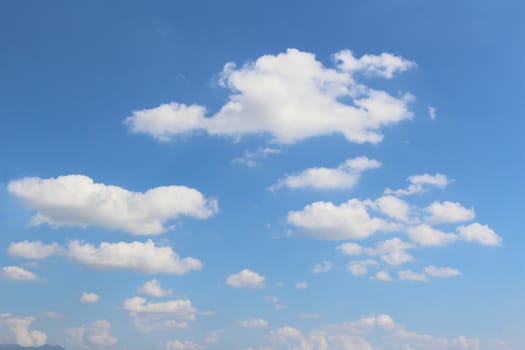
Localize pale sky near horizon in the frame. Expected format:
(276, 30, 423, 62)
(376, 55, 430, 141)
(0, 1, 524, 349)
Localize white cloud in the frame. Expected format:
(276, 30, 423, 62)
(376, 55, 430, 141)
(339, 238, 415, 266)
(80, 292, 99, 304)
(372, 271, 393, 281)
(335, 50, 416, 78)
(203, 330, 223, 344)
(385, 173, 449, 196)
(226, 269, 265, 289)
(232, 147, 282, 168)
(122, 297, 197, 321)
(131, 316, 188, 334)
(428, 106, 437, 120)
(166, 340, 202, 350)
(239, 318, 269, 328)
(8, 174, 218, 235)
(269, 157, 381, 191)
(425, 201, 475, 224)
(138, 279, 172, 297)
(398, 269, 428, 282)
(65, 320, 118, 348)
(374, 195, 411, 222)
(424, 266, 462, 278)
(295, 281, 308, 289)
(380, 250, 415, 266)
(0, 266, 39, 281)
(407, 224, 457, 246)
(287, 199, 397, 240)
(0, 314, 47, 347)
(457, 223, 502, 246)
(347, 259, 379, 276)
(312, 260, 333, 274)
(125, 49, 414, 145)
(8, 241, 61, 259)
(337, 242, 363, 256)
(67, 240, 202, 274)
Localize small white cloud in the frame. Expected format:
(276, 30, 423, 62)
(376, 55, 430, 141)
(166, 339, 202, 350)
(67, 240, 202, 274)
(407, 225, 457, 246)
(226, 269, 265, 289)
(425, 201, 475, 224)
(312, 260, 333, 274)
(122, 297, 196, 321)
(269, 157, 381, 191)
(0, 314, 47, 347)
(424, 266, 462, 278)
(457, 223, 502, 246)
(66, 320, 118, 348)
(138, 279, 172, 297)
(295, 281, 308, 289)
(398, 269, 428, 282)
(8, 174, 218, 235)
(337, 242, 363, 256)
(335, 50, 416, 78)
(80, 292, 99, 304)
(428, 106, 437, 120)
(372, 271, 393, 281)
(340, 238, 415, 266)
(232, 147, 281, 168)
(288, 199, 398, 240)
(347, 259, 379, 276)
(8, 241, 61, 259)
(238, 319, 269, 328)
(0, 266, 39, 282)
(203, 330, 223, 344)
(385, 173, 449, 196)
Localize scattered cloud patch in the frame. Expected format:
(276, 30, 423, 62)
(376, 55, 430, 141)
(80, 292, 99, 304)
(424, 265, 462, 278)
(138, 279, 172, 297)
(295, 281, 308, 289)
(0, 266, 40, 281)
(8, 241, 61, 259)
(166, 340, 202, 350)
(347, 259, 379, 276)
(232, 147, 281, 168)
(66, 320, 118, 348)
(428, 106, 437, 120)
(226, 269, 265, 289)
(238, 318, 269, 328)
(0, 314, 47, 347)
(398, 269, 428, 282)
(312, 260, 333, 274)
(385, 173, 449, 196)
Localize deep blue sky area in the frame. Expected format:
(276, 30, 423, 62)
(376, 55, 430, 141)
(0, 1, 523, 349)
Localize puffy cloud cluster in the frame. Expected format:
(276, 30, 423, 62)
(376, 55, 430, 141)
(8, 174, 218, 235)
(0, 314, 47, 347)
(125, 48, 415, 144)
(8, 239, 202, 275)
(65, 320, 118, 348)
(258, 314, 480, 350)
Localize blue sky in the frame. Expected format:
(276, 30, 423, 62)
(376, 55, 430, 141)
(0, 1, 524, 349)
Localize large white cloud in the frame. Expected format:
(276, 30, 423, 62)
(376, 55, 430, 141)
(226, 269, 265, 289)
(8, 241, 61, 259)
(287, 199, 398, 240)
(67, 240, 202, 274)
(0, 266, 40, 282)
(8, 174, 218, 235)
(0, 314, 47, 347)
(65, 320, 118, 348)
(269, 157, 381, 191)
(125, 49, 415, 144)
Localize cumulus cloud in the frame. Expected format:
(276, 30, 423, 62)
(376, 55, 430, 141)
(166, 340, 202, 350)
(398, 269, 428, 282)
(67, 240, 202, 274)
(339, 238, 415, 267)
(8, 241, 61, 259)
(287, 199, 397, 240)
(122, 297, 197, 321)
(0, 266, 40, 281)
(424, 266, 462, 278)
(226, 269, 265, 289)
(374, 195, 411, 222)
(372, 271, 393, 281)
(269, 157, 380, 190)
(457, 223, 502, 246)
(0, 314, 47, 347)
(125, 49, 414, 144)
(407, 225, 457, 246)
(312, 260, 333, 274)
(238, 318, 269, 328)
(385, 173, 449, 196)
(347, 259, 379, 276)
(8, 174, 218, 235)
(425, 201, 475, 224)
(138, 279, 172, 297)
(80, 292, 99, 304)
(65, 320, 118, 348)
